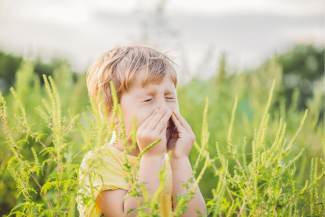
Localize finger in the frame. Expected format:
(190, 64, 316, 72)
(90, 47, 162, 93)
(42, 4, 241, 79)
(171, 113, 186, 134)
(155, 109, 172, 134)
(146, 107, 168, 130)
(173, 109, 193, 134)
(138, 108, 159, 131)
(160, 124, 167, 138)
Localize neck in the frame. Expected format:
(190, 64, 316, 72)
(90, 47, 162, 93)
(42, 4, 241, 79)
(110, 130, 140, 157)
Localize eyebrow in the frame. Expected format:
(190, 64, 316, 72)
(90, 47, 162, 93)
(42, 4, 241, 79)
(141, 88, 174, 97)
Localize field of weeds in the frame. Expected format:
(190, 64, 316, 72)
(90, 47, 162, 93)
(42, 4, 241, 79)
(0, 46, 324, 216)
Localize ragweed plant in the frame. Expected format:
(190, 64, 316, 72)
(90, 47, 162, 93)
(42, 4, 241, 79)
(0, 74, 82, 216)
(209, 80, 325, 216)
(0, 72, 118, 216)
(1, 60, 324, 217)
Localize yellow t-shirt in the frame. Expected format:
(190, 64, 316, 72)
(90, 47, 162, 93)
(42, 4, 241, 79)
(77, 141, 173, 217)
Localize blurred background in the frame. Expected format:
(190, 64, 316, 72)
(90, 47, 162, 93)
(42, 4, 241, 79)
(0, 0, 324, 215)
(0, 0, 323, 83)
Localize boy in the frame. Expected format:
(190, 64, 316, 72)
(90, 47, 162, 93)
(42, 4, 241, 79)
(77, 45, 206, 217)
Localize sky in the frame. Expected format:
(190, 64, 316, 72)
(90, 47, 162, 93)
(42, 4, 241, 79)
(0, 0, 323, 78)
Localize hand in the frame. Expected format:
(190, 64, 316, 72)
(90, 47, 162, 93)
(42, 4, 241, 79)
(167, 109, 196, 159)
(136, 107, 172, 158)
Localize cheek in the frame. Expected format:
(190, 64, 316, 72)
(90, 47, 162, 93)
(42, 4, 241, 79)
(166, 99, 178, 110)
(122, 111, 140, 135)
(169, 104, 179, 113)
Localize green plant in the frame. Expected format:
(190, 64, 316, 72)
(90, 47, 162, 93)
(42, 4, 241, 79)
(0, 58, 324, 216)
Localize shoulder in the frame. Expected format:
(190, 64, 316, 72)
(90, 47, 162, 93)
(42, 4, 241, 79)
(79, 144, 122, 178)
(80, 145, 109, 168)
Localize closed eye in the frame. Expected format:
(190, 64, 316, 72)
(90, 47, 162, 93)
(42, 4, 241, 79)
(143, 98, 175, 102)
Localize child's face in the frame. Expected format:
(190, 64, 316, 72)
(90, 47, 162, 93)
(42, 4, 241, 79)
(120, 69, 179, 143)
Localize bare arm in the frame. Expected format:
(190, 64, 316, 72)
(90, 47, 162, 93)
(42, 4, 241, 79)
(167, 109, 206, 216)
(97, 155, 164, 217)
(171, 157, 206, 216)
(98, 107, 172, 216)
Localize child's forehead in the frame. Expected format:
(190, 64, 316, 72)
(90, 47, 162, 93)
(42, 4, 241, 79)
(133, 69, 174, 88)
(128, 72, 175, 96)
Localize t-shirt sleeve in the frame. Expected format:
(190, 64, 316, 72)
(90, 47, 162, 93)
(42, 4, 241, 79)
(76, 149, 130, 217)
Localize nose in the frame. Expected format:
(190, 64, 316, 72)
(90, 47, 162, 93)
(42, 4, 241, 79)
(157, 101, 172, 127)
(158, 102, 170, 112)
(157, 97, 170, 111)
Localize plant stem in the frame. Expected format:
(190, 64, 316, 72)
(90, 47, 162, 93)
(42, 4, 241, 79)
(238, 201, 245, 217)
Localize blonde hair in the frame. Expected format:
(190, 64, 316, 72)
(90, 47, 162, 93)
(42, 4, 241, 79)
(86, 45, 178, 118)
